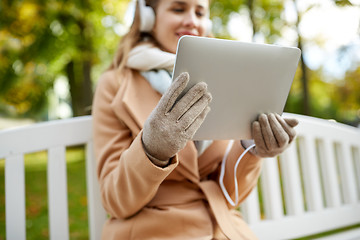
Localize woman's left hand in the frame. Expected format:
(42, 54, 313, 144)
(241, 113, 299, 158)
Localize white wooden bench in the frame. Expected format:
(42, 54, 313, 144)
(242, 113, 360, 239)
(0, 113, 359, 240)
(0, 116, 107, 240)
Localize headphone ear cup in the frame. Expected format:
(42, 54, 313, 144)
(138, 0, 155, 32)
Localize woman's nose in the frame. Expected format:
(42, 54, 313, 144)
(183, 12, 199, 28)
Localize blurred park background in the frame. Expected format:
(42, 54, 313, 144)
(1, 0, 360, 126)
(0, 0, 359, 239)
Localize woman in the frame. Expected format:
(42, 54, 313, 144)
(92, 0, 298, 239)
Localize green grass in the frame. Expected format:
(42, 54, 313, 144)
(0, 146, 89, 240)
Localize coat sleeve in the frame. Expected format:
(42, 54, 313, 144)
(92, 71, 178, 219)
(206, 140, 263, 208)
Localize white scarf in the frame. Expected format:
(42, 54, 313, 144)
(127, 43, 175, 95)
(127, 43, 175, 72)
(126, 43, 213, 156)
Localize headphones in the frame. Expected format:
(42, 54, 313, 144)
(138, 0, 155, 32)
(132, 0, 212, 34)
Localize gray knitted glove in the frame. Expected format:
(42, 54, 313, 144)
(142, 72, 212, 166)
(241, 113, 299, 158)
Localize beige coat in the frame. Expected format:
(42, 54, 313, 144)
(92, 68, 263, 239)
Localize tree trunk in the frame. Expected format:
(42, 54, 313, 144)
(247, 0, 257, 42)
(82, 60, 93, 115)
(294, 0, 311, 115)
(298, 38, 310, 115)
(66, 61, 79, 117)
(65, 15, 93, 117)
(66, 60, 93, 117)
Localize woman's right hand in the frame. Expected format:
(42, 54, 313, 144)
(142, 72, 212, 166)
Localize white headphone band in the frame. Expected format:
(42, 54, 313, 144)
(132, 0, 212, 34)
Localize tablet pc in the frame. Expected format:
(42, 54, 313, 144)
(172, 36, 301, 140)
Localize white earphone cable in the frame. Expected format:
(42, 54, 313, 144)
(219, 141, 256, 206)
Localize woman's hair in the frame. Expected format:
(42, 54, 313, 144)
(108, 0, 160, 72)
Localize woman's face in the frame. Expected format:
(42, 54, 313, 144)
(152, 0, 209, 54)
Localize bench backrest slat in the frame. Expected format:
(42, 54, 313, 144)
(336, 143, 359, 204)
(279, 144, 304, 215)
(354, 148, 360, 198)
(85, 141, 108, 240)
(48, 146, 69, 240)
(299, 135, 324, 211)
(5, 154, 26, 240)
(241, 186, 261, 224)
(318, 139, 342, 207)
(261, 157, 284, 219)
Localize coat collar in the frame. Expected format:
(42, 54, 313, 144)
(111, 69, 200, 182)
(122, 70, 160, 128)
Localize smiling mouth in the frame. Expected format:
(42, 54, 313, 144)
(176, 32, 197, 38)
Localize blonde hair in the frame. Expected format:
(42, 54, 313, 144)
(108, 0, 160, 72)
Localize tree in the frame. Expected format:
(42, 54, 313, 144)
(332, 65, 360, 125)
(0, 0, 126, 119)
(293, 0, 311, 115)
